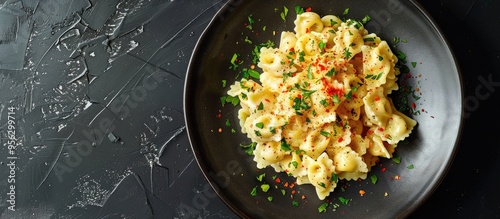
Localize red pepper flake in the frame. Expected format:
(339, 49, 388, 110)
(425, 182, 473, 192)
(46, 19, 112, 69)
(291, 190, 296, 195)
(275, 178, 281, 183)
(374, 96, 380, 101)
(405, 73, 411, 79)
(395, 175, 401, 180)
(411, 102, 416, 109)
(359, 190, 366, 196)
(378, 127, 384, 132)
(217, 113, 222, 118)
(321, 77, 344, 97)
(305, 7, 312, 12)
(380, 167, 386, 172)
(284, 182, 289, 188)
(301, 195, 306, 200)
(338, 137, 344, 143)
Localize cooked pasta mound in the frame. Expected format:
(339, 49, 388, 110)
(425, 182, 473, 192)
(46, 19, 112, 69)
(227, 11, 417, 200)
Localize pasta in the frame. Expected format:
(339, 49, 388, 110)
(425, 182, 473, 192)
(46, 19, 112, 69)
(227, 11, 417, 200)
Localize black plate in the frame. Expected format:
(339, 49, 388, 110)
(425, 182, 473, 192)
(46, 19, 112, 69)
(184, 0, 463, 218)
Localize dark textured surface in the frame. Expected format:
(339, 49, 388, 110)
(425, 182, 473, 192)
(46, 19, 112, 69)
(0, 0, 498, 218)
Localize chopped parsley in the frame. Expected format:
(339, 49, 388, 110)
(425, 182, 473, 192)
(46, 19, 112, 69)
(280, 6, 289, 21)
(343, 8, 350, 15)
(261, 184, 270, 192)
(318, 202, 329, 213)
(229, 53, 242, 70)
(338, 197, 350, 205)
(361, 15, 371, 24)
(343, 47, 352, 59)
(220, 95, 240, 107)
(240, 142, 256, 155)
(370, 174, 378, 184)
(392, 155, 402, 164)
(280, 139, 291, 151)
(256, 173, 266, 181)
(330, 172, 339, 183)
(326, 67, 336, 77)
(257, 102, 264, 111)
(250, 186, 257, 196)
(295, 6, 304, 14)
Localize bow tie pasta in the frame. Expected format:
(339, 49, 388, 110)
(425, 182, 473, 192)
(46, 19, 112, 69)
(227, 11, 417, 200)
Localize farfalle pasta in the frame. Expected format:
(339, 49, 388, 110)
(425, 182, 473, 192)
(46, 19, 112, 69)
(227, 11, 417, 200)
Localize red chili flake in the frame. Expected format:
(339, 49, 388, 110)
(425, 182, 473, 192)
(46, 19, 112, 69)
(284, 182, 289, 187)
(359, 190, 366, 196)
(321, 78, 344, 97)
(378, 127, 384, 132)
(411, 102, 416, 109)
(292, 190, 296, 195)
(275, 178, 281, 183)
(380, 167, 386, 172)
(217, 113, 222, 118)
(301, 195, 306, 200)
(338, 137, 344, 143)
(306, 7, 312, 12)
(265, 98, 270, 102)
(395, 175, 401, 180)
(405, 73, 411, 79)
(374, 96, 380, 101)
